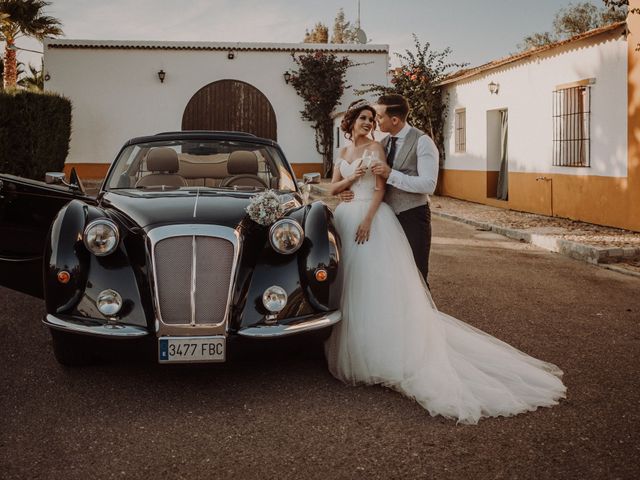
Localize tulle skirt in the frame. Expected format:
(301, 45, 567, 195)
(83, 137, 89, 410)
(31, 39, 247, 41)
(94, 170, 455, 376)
(325, 200, 566, 424)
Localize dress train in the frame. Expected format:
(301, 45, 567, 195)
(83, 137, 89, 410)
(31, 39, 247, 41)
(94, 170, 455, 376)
(325, 158, 566, 424)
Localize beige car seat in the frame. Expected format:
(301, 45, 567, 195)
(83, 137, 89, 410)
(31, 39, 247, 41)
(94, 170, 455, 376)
(219, 150, 268, 188)
(136, 148, 188, 188)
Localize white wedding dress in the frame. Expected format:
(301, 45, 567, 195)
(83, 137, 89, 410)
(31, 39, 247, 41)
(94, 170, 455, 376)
(325, 158, 566, 424)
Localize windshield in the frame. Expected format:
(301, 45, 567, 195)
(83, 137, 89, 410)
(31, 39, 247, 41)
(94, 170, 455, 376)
(105, 138, 297, 192)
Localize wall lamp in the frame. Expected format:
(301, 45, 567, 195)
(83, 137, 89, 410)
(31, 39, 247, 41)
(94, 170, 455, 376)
(488, 81, 499, 95)
(227, 51, 235, 60)
(157, 69, 166, 83)
(283, 71, 292, 84)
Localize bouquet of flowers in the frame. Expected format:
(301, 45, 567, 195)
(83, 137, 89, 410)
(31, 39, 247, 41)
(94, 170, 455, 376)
(245, 190, 285, 226)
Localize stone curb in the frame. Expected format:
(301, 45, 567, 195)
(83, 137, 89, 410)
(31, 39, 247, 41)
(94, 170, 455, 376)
(600, 264, 640, 279)
(432, 211, 640, 269)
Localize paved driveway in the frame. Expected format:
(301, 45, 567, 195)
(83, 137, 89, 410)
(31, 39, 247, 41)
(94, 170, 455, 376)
(1, 217, 639, 479)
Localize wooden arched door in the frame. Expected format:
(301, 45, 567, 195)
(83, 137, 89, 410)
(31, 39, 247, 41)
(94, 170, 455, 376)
(182, 80, 277, 140)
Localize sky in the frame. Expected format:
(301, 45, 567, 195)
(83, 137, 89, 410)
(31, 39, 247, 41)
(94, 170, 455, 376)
(10, 0, 612, 72)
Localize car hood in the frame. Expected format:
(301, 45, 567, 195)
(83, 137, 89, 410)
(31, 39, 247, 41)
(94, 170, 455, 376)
(101, 190, 259, 229)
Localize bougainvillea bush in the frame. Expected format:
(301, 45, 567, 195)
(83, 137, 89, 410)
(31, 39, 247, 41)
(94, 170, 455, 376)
(288, 51, 354, 177)
(359, 35, 467, 164)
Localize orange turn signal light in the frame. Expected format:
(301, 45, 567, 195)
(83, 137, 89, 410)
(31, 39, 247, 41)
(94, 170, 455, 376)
(315, 269, 328, 282)
(57, 271, 71, 284)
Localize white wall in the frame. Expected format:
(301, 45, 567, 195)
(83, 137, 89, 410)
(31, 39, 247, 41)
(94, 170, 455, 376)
(43, 40, 389, 169)
(442, 33, 628, 178)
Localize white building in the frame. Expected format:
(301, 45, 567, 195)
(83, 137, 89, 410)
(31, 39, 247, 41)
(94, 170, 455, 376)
(439, 22, 638, 231)
(43, 39, 389, 179)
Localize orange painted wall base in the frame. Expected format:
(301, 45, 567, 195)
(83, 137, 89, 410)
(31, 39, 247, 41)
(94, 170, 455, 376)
(440, 169, 639, 232)
(290, 163, 324, 178)
(63, 163, 110, 180)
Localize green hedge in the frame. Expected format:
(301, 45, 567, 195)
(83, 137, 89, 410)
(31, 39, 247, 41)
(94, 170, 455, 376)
(0, 90, 71, 180)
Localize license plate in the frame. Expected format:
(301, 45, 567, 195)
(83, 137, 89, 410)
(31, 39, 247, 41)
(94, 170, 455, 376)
(158, 336, 226, 364)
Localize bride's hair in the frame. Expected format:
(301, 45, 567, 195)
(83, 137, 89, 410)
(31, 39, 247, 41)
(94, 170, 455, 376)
(341, 100, 376, 141)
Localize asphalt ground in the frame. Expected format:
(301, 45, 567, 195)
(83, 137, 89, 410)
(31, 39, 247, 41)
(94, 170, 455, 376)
(1, 217, 639, 480)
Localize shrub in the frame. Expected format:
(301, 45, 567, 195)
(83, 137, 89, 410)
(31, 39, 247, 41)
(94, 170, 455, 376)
(0, 90, 71, 180)
(358, 35, 468, 164)
(288, 51, 354, 177)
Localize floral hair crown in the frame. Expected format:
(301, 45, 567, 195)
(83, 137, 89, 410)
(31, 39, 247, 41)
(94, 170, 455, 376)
(346, 99, 371, 113)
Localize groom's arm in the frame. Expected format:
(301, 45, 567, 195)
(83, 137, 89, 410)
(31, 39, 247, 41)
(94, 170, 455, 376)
(386, 135, 439, 194)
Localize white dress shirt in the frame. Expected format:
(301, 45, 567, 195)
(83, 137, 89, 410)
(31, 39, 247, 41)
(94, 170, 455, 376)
(386, 123, 439, 195)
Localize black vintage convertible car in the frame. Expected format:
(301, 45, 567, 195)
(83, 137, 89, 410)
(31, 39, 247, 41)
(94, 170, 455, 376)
(0, 131, 341, 365)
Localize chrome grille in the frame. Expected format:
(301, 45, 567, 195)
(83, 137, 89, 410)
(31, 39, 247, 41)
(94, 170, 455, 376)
(154, 234, 235, 325)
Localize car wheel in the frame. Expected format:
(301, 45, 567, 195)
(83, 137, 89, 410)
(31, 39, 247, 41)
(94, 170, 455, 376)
(50, 329, 96, 366)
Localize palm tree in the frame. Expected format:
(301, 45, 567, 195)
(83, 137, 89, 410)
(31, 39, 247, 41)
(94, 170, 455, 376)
(17, 58, 42, 90)
(0, 0, 63, 89)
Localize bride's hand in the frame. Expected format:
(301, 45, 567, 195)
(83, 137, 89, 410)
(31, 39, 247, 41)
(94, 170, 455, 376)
(348, 166, 366, 183)
(355, 218, 372, 244)
(371, 160, 391, 179)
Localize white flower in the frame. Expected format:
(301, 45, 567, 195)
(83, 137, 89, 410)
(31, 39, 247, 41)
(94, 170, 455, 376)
(246, 190, 285, 226)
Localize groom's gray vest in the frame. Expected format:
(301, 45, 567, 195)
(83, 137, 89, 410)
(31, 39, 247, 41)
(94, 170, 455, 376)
(382, 126, 430, 214)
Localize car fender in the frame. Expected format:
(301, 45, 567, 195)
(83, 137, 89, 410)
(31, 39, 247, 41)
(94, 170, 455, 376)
(296, 201, 341, 312)
(44, 200, 148, 329)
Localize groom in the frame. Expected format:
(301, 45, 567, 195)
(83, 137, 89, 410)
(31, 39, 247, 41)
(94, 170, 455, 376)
(341, 94, 439, 286)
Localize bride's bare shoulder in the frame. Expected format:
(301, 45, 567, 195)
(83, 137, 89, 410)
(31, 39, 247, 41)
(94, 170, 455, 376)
(338, 145, 359, 162)
(366, 141, 386, 154)
(335, 146, 348, 163)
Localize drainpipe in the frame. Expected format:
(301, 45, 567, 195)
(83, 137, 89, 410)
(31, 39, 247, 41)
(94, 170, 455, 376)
(536, 176, 553, 217)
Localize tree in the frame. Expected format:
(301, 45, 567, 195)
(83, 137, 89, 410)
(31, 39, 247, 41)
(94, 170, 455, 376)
(358, 35, 468, 163)
(304, 9, 361, 44)
(603, 0, 629, 8)
(517, 1, 627, 51)
(17, 58, 43, 90)
(331, 8, 358, 44)
(288, 52, 354, 176)
(553, 2, 603, 37)
(517, 32, 556, 51)
(303, 22, 329, 43)
(0, 0, 62, 89)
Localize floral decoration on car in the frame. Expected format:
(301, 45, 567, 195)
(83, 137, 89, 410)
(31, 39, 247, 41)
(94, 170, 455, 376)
(245, 190, 285, 226)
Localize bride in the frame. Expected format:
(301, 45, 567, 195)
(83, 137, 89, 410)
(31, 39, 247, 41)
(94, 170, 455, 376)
(324, 100, 566, 424)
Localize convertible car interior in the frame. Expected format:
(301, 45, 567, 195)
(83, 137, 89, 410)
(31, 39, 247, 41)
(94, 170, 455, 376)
(115, 140, 290, 191)
(135, 147, 188, 188)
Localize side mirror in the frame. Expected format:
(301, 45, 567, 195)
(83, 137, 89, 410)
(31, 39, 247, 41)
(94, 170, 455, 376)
(302, 172, 321, 185)
(45, 172, 66, 185)
(45, 169, 85, 194)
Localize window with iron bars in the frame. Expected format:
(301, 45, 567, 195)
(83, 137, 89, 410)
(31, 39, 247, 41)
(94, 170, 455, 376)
(455, 108, 466, 153)
(552, 85, 591, 167)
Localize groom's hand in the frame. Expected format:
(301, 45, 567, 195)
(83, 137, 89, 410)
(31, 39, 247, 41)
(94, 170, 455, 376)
(338, 189, 354, 203)
(371, 160, 391, 179)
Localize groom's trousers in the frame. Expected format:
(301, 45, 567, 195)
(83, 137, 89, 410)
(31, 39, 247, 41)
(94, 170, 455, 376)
(396, 203, 432, 288)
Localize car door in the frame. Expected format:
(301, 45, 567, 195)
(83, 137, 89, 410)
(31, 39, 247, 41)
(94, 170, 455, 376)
(0, 174, 95, 298)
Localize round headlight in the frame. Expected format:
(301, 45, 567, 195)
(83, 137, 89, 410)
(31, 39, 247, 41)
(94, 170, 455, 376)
(97, 289, 123, 316)
(84, 219, 119, 256)
(262, 286, 288, 313)
(269, 219, 304, 254)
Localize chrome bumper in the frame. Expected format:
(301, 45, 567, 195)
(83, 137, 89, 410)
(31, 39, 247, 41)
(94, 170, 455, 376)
(238, 310, 341, 338)
(43, 310, 341, 340)
(43, 314, 149, 338)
